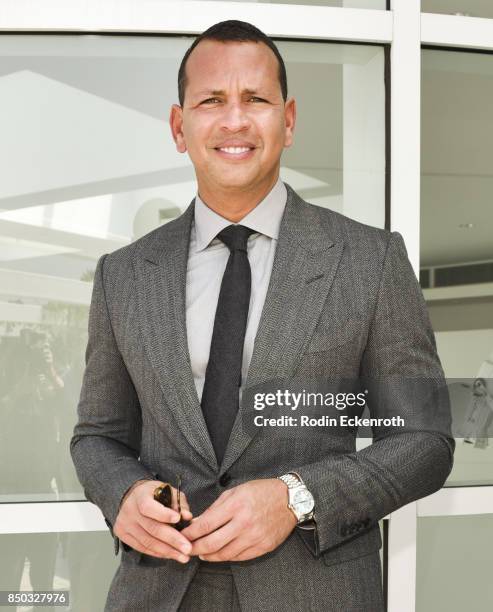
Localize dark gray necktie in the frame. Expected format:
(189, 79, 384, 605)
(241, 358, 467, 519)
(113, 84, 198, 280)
(201, 224, 256, 464)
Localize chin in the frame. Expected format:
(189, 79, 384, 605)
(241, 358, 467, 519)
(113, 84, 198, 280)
(213, 172, 257, 188)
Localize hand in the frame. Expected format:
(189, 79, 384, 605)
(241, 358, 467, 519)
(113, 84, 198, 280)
(181, 478, 296, 562)
(114, 479, 194, 563)
(41, 343, 64, 388)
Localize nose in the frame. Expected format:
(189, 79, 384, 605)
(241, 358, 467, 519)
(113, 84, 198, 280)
(220, 100, 251, 132)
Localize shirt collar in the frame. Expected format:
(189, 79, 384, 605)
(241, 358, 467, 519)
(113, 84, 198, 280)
(193, 177, 287, 253)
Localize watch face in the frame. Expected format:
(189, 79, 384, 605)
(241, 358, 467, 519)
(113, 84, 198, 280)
(292, 489, 314, 515)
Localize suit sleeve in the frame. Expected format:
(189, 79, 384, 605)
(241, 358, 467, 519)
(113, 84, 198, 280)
(295, 231, 455, 557)
(70, 254, 157, 553)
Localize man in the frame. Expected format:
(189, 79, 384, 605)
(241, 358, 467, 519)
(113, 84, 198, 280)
(71, 20, 454, 612)
(463, 350, 493, 447)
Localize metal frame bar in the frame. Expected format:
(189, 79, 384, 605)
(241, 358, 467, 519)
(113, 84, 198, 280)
(388, 502, 417, 612)
(0, 502, 106, 535)
(389, 0, 421, 273)
(417, 486, 493, 517)
(0, 1, 393, 42)
(421, 12, 493, 51)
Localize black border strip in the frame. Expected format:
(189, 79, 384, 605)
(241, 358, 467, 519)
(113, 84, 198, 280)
(422, 43, 493, 55)
(0, 30, 387, 47)
(383, 518, 389, 611)
(384, 44, 391, 231)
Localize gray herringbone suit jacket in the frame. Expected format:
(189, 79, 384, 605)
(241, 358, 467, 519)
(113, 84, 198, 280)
(70, 183, 454, 612)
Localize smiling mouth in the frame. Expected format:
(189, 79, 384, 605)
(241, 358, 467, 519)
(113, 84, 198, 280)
(216, 146, 254, 152)
(214, 146, 256, 159)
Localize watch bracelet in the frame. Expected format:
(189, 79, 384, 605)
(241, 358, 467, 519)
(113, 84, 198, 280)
(278, 472, 302, 489)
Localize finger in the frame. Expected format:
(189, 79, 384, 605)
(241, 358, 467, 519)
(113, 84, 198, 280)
(137, 491, 181, 524)
(124, 523, 190, 563)
(120, 524, 190, 563)
(198, 536, 247, 562)
(181, 502, 233, 541)
(191, 519, 239, 556)
(229, 545, 261, 562)
(137, 515, 192, 556)
(179, 494, 193, 520)
(181, 508, 193, 520)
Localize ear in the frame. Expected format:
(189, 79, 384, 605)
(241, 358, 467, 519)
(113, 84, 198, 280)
(283, 97, 296, 149)
(169, 104, 187, 153)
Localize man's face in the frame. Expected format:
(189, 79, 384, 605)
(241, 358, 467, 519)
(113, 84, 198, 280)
(170, 39, 295, 194)
(473, 378, 493, 400)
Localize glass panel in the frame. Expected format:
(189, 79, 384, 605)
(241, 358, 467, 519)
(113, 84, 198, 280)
(0, 35, 193, 504)
(421, 49, 493, 485)
(278, 41, 385, 226)
(0, 531, 119, 611)
(422, 0, 493, 19)
(0, 34, 385, 501)
(416, 515, 493, 611)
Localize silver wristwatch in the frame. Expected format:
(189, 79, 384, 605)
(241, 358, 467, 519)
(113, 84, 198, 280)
(278, 472, 315, 528)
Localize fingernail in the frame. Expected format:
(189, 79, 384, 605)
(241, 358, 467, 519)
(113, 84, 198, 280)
(199, 555, 205, 560)
(178, 555, 189, 563)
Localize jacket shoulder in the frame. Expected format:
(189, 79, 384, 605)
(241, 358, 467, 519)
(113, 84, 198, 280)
(296, 195, 394, 259)
(286, 183, 390, 246)
(91, 206, 191, 302)
(100, 203, 193, 270)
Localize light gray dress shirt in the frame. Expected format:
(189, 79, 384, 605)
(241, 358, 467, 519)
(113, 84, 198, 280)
(186, 177, 287, 404)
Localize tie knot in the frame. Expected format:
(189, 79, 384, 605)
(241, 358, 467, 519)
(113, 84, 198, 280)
(216, 224, 255, 253)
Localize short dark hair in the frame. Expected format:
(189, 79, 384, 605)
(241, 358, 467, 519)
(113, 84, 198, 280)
(177, 20, 288, 107)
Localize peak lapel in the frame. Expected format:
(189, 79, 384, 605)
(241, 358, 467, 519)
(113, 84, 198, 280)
(221, 185, 344, 472)
(134, 202, 218, 471)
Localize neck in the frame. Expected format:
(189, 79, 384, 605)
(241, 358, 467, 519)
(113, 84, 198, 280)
(197, 175, 279, 223)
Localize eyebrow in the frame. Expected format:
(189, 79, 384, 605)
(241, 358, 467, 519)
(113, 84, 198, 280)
(195, 89, 264, 97)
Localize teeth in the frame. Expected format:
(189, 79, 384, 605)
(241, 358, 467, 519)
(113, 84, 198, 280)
(219, 147, 252, 154)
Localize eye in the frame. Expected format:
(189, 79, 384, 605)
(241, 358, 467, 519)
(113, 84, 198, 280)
(249, 96, 267, 102)
(201, 97, 221, 104)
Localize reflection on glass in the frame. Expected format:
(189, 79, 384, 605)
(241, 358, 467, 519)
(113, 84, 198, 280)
(422, 0, 493, 19)
(442, 378, 493, 485)
(0, 34, 384, 500)
(151, 0, 386, 7)
(0, 324, 86, 500)
(417, 516, 493, 612)
(421, 49, 493, 485)
(0, 531, 118, 611)
(461, 377, 493, 448)
(246, 0, 385, 6)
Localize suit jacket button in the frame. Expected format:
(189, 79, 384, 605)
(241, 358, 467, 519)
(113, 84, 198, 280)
(219, 473, 232, 487)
